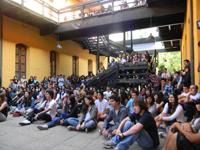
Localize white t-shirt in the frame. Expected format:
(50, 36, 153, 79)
(95, 99, 109, 113)
(190, 92, 200, 101)
(162, 103, 184, 122)
(181, 92, 190, 97)
(45, 100, 57, 119)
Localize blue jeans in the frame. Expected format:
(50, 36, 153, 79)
(47, 117, 61, 128)
(84, 120, 96, 130)
(64, 117, 79, 127)
(65, 117, 96, 130)
(112, 120, 154, 150)
(47, 113, 67, 128)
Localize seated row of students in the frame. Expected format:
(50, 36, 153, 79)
(1, 75, 200, 150)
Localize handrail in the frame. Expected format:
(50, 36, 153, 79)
(59, 0, 147, 22)
(9, 0, 59, 23)
(8, 0, 147, 23)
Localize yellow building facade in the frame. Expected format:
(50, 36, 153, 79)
(1, 16, 107, 87)
(181, 0, 200, 86)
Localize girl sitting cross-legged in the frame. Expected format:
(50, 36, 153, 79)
(67, 95, 97, 132)
(37, 95, 80, 130)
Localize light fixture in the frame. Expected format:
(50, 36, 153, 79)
(56, 41, 63, 49)
(56, 34, 63, 49)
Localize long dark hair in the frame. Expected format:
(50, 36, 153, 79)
(0, 92, 6, 105)
(168, 93, 178, 114)
(155, 92, 164, 104)
(146, 94, 155, 106)
(69, 96, 76, 107)
(81, 95, 94, 114)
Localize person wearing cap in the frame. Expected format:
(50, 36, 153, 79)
(104, 98, 159, 150)
(164, 99, 200, 150)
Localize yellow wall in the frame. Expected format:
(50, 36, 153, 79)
(2, 40, 16, 87)
(193, 0, 200, 85)
(2, 16, 107, 87)
(181, 0, 200, 86)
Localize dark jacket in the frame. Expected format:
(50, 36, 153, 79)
(103, 105, 127, 131)
(79, 104, 97, 124)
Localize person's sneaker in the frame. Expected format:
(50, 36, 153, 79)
(104, 140, 116, 147)
(19, 119, 31, 126)
(99, 129, 102, 135)
(85, 128, 89, 133)
(37, 124, 48, 130)
(67, 126, 76, 131)
(114, 147, 119, 150)
(105, 134, 112, 141)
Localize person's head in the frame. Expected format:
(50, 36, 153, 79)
(131, 90, 139, 100)
(183, 85, 189, 93)
(161, 78, 166, 85)
(146, 95, 155, 106)
(68, 96, 76, 106)
(24, 91, 29, 98)
(194, 99, 200, 112)
(45, 89, 54, 100)
(154, 92, 164, 104)
(97, 92, 103, 100)
(168, 93, 178, 105)
(184, 59, 190, 66)
(145, 89, 151, 96)
(133, 98, 148, 114)
(84, 95, 94, 106)
(189, 85, 198, 95)
(109, 94, 120, 108)
(106, 87, 111, 92)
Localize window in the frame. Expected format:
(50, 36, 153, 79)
(15, 44, 26, 79)
(88, 59, 93, 75)
(72, 56, 79, 76)
(50, 51, 57, 76)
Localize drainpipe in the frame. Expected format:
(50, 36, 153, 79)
(190, 0, 195, 84)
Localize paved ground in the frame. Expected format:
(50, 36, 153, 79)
(0, 115, 164, 150)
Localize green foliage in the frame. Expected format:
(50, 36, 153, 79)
(158, 52, 181, 73)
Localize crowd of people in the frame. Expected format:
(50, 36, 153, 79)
(0, 58, 200, 150)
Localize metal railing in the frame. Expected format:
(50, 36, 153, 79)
(59, 0, 147, 23)
(9, 0, 59, 23)
(9, 0, 147, 23)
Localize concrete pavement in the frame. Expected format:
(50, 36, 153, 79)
(0, 115, 164, 150)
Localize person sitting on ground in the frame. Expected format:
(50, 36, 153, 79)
(164, 98, 200, 150)
(103, 87, 112, 100)
(67, 95, 97, 132)
(95, 92, 110, 122)
(19, 89, 57, 126)
(145, 94, 157, 117)
(98, 94, 127, 139)
(37, 95, 80, 130)
(154, 92, 164, 115)
(126, 90, 139, 117)
(155, 93, 184, 128)
(0, 92, 8, 122)
(104, 98, 159, 150)
(179, 85, 200, 122)
(12, 91, 32, 116)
